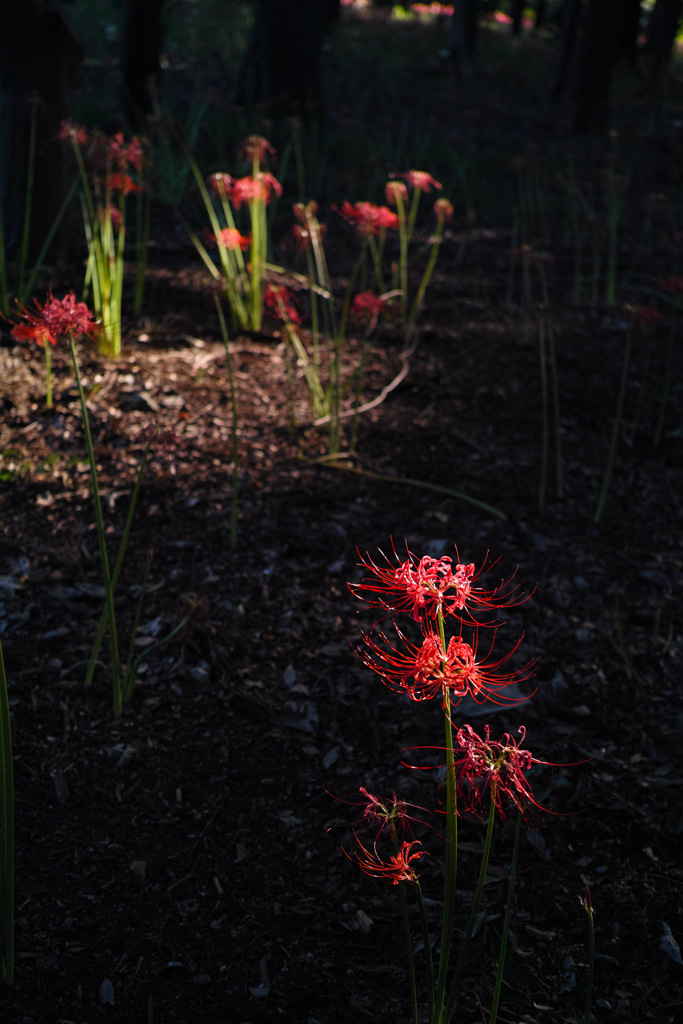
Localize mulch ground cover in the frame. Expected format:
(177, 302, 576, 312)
(1, 8, 682, 1023)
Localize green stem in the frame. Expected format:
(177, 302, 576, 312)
(594, 325, 632, 524)
(69, 337, 122, 716)
(434, 608, 458, 1023)
(0, 637, 14, 987)
(489, 813, 522, 1024)
(444, 795, 497, 1020)
(43, 343, 53, 409)
(398, 880, 419, 1024)
(583, 889, 595, 1024)
(407, 220, 445, 332)
(215, 296, 240, 547)
(538, 318, 549, 511)
(415, 881, 435, 1019)
(84, 440, 151, 688)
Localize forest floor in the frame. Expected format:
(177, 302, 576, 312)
(1, 7, 683, 1024)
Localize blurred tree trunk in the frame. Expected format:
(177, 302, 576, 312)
(448, 0, 479, 81)
(534, 0, 548, 31)
(617, 0, 642, 64)
(511, 0, 524, 35)
(645, 0, 683, 83)
(549, 0, 583, 102)
(0, 4, 83, 260)
(121, 0, 165, 128)
(235, 0, 340, 121)
(574, 0, 620, 132)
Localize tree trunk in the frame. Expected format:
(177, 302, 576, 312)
(549, 0, 583, 103)
(120, 0, 165, 128)
(449, 0, 479, 82)
(645, 0, 683, 83)
(616, 0, 642, 64)
(574, 0, 620, 132)
(235, 0, 339, 121)
(0, 5, 83, 260)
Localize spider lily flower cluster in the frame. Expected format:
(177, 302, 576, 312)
(188, 136, 282, 333)
(343, 541, 555, 1024)
(61, 122, 146, 358)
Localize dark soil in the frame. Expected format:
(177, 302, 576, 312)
(1, 9, 682, 1024)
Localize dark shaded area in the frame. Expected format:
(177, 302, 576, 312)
(0, 6, 682, 1023)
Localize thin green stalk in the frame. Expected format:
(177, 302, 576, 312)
(18, 99, 37, 297)
(407, 219, 445, 332)
(0, 194, 8, 316)
(434, 608, 458, 1023)
(538, 318, 549, 511)
(594, 325, 633, 524)
(122, 550, 152, 690)
(653, 312, 676, 447)
(415, 881, 435, 1019)
(444, 795, 497, 1020)
(398, 881, 419, 1024)
(394, 191, 408, 321)
(0, 637, 14, 988)
(69, 336, 122, 716)
(215, 296, 240, 547)
(489, 812, 522, 1024)
(43, 342, 53, 409)
(84, 440, 152, 688)
(582, 888, 595, 1024)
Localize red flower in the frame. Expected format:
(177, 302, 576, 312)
(208, 173, 234, 196)
(11, 292, 96, 348)
(264, 283, 301, 325)
(107, 132, 145, 171)
(59, 120, 88, 146)
(239, 135, 276, 165)
(357, 624, 535, 706)
(453, 724, 550, 820)
(229, 173, 282, 209)
(211, 227, 251, 251)
(434, 197, 454, 223)
(385, 180, 408, 206)
(403, 170, 442, 192)
(345, 835, 426, 885)
(334, 201, 399, 237)
(103, 172, 139, 195)
(660, 275, 683, 295)
(351, 291, 389, 320)
(350, 542, 525, 623)
(632, 305, 663, 325)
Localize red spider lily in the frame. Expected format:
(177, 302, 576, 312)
(239, 134, 276, 165)
(632, 305, 663, 325)
(329, 786, 429, 842)
(660, 274, 683, 295)
(345, 835, 426, 885)
(58, 120, 88, 146)
(403, 170, 442, 192)
(350, 542, 526, 623)
(385, 180, 409, 206)
(108, 207, 123, 231)
(210, 227, 251, 251)
(229, 173, 282, 209)
(208, 173, 234, 196)
(434, 197, 454, 223)
(264, 283, 301, 325)
(103, 172, 140, 195)
(351, 291, 390, 320)
(356, 624, 536, 707)
(452, 724, 552, 821)
(11, 292, 96, 348)
(107, 132, 145, 172)
(334, 201, 399, 237)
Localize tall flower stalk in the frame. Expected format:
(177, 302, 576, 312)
(0, 637, 13, 988)
(186, 136, 281, 333)
(343, 542, 557, 1023)
(61, 123, 145, 358)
